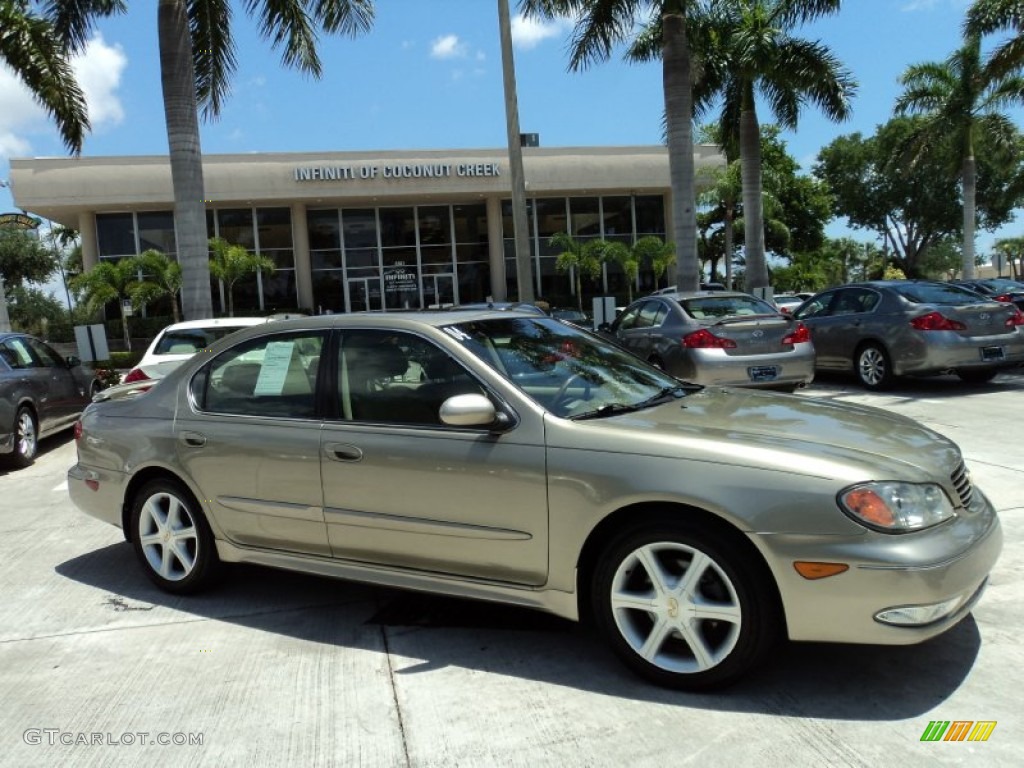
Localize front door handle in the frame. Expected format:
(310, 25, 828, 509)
(325, 442, 363, 462)
(180, 431, 207, 447)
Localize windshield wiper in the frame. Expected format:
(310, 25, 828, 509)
(569, 385, 696, 421)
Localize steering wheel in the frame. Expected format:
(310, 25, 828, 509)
(551, 373, 591, 415)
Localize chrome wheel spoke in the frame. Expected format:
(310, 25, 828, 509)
(673, 551, 710, 600)
(638, 616, 673, 662)
(634, 546, 671, 595)
(691, 600, 742, 623)
(159, 544, 176, 579)
(611, 590, 657, 613)
(677, 620, 717, 671)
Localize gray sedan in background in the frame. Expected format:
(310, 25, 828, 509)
(793, 280, 1024, 389)
(1, 333, 99, 467)
(608, 291, 815, 390)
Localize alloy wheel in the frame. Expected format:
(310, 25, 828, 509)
(16, 409, 37, 462)
(137, 491, 199, 582)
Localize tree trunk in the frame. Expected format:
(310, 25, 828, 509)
(724, 203, 734, 289)
(120, 304, 131, 351)
(498, 0, 534, 303)
(962, 155, 977, 279)
(159, 0, 213, 320)
(171, 292, 181, 323)
(662, 10, 698, 292)
(740, 103, 768, 290)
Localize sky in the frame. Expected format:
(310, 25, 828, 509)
(0, 0, 1016, 256)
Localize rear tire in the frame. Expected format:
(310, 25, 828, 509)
(855, 343, 894, 391)
(129, 478, 221, 594)
(591, 521, 778, 690)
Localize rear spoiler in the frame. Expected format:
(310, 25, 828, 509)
(92, 380, 154, 402)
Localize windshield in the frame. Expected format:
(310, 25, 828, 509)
(444, 317, 692, 418)
(154, 326, 253, 355)
(678, 295, 777, 319)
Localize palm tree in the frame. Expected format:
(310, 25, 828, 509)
(132, 250, 184, 322)
(633, 235, 677, 289)
(993, 236, 1024, 279)
(521, 0, 701, 292)
(896, 35, 1024, 279)
(209, 238, 275, 317)
(966, 0, 1024, 80)
(684, 0, 854, 291)
(0, 2, 124, 153)
(602, 242, 639, 302)
(153, 0, 375, 321)
(550, 233, 605, 313)
(70, 257, 140, 350)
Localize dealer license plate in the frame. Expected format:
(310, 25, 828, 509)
(748, 365, 779, 382)
(981, 346, 1005, 362)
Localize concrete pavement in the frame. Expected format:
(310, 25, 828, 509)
(0, 372, 1021, 767)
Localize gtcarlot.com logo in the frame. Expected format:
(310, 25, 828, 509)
(920, 721, 997, 742)
(23, 730, 204, 747)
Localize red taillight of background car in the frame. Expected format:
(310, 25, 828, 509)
(1005, 308, 1024, 327)
(782, 322, 810, 345)
(682, 328, 737, 349)
(122, 367, 150, 383)
(910, 312, 966, 331)
(73, 420, 83, 442)
(994, 294, 1013, 303)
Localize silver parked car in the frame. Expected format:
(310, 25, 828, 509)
(1, 333, 100, 467)
(792, 280, 1024, 390)
(609, 291, 815, 389)
(69, 312, 1001, 689)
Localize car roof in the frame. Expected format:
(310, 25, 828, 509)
(644, 290, 761, 301)
(156, 317, 270, 332)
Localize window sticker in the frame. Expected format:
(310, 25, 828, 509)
(442, 326, 472, 342)
(253, 341, 295, 395)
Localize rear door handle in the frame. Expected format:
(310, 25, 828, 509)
(180, 431, 207, 447)
(325, 442, 363, 462)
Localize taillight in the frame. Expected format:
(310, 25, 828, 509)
(1006, 308, 1024, 327)
(122, 367, 150, 383)
(683, 328, 737, 349)
(994, 294, 1013, 303)
(782, 322, 810, 345)
(910, 312, 966, 331)
(73, 420, 83, 442)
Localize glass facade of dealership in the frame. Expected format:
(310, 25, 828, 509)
(93, 196, 666, 314)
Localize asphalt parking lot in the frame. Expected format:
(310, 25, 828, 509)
(1, 371, 1021, 767)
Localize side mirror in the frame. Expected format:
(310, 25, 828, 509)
(597, 322, 612, 333)
(66, 355, 81, 368)
(439, 394, 509, 429)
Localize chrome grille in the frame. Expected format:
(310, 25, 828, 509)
(951, 460, 973, 509)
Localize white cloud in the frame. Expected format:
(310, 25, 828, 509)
(431, 34, 467, 60)
(0, 34, 126, 161)
(511, 14, 568, 50)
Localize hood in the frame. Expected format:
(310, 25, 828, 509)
(551, 387, 961, 485)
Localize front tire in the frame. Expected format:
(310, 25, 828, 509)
(856, 343, 894, 391)
(6, 407, 38, 468)
(591, 522, 778, 690)
(129, 479, 220, 594)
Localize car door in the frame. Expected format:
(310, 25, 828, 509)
(319, 328, 549, 585)
(0, 338, 60, 432)
(175, 329, 330, 556)
(614, 300, 660, 359)
(794, 290, 849, 369)
(25, 337, 85, 430)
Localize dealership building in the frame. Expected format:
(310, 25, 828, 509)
(10, 145, 723, 314)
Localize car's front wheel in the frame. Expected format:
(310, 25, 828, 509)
(5, 407, 38, 468)
(591, 522, 777, 690)
(129, 479, 220, 594)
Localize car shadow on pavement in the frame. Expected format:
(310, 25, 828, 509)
(56, 542, 981, 720)
(808, 369, 1024, 400)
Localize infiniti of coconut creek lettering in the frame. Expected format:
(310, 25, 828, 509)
(294, 163, 501, 182)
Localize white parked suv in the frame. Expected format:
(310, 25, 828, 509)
(123, 317, 270, 386)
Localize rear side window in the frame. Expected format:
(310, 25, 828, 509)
(894, 283, 987, 305)
(196, 331, 325, 418)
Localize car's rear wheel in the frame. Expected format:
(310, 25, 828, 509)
(855, 343, 894, 391)
(957, 368, 997, 385)
(6, 407, 38, 468)
(591, 522, 777, 690)
(129, 478, 220, 594)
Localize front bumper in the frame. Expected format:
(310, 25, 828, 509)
(754, 491, 1003, 645)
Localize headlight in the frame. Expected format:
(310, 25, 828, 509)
(838, 482, 955, 532)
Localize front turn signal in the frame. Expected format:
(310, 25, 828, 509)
(793, 561, 849, 580)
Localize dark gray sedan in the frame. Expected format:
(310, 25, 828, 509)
(793, 280, 1024, 389)
(0, 333, 99, 467)
(609, 291, 815, 389)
